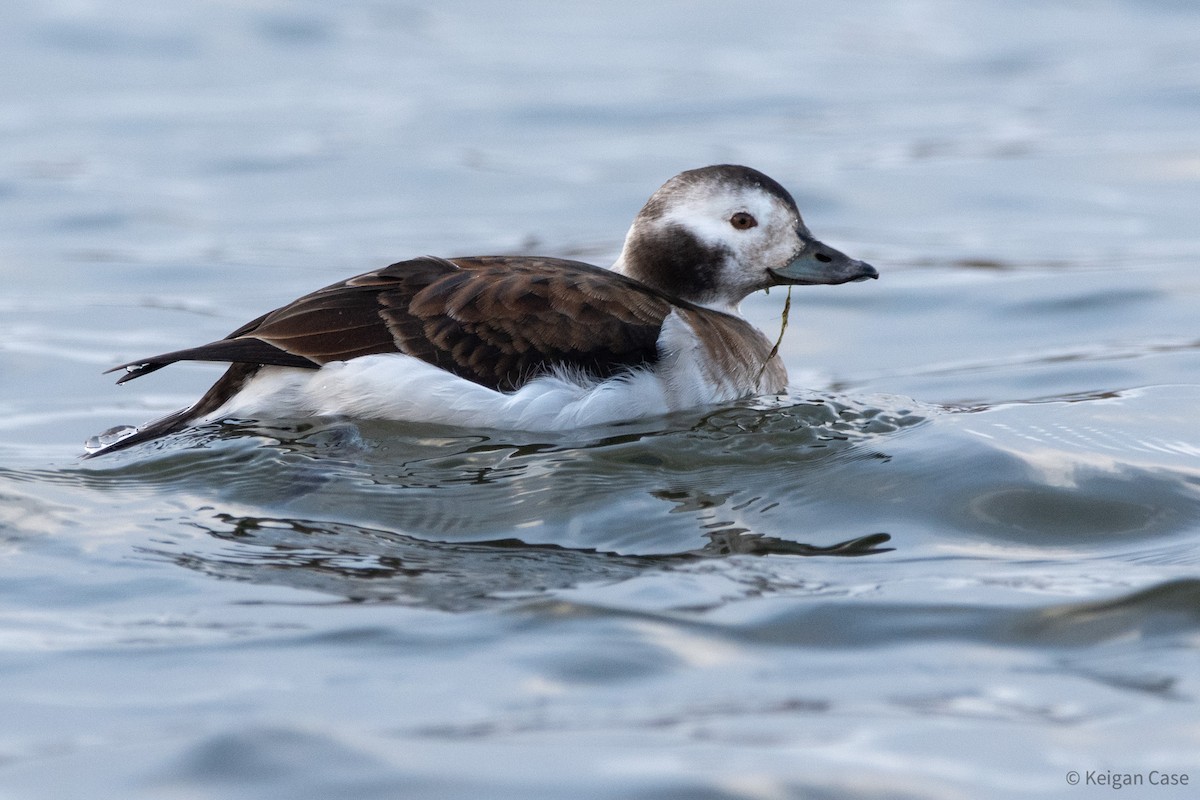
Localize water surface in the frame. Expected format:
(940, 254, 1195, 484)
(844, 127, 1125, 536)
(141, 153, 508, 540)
(1, 1, 1199, 797)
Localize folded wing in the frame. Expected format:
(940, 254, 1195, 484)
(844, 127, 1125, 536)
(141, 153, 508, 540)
(109, 256, 675, 392)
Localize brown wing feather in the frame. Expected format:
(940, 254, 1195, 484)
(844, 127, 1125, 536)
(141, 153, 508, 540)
(390, 257, 673, 389)
(110, 256, 678, 393)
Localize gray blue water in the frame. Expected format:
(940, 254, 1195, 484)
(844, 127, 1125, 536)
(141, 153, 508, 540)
(2, 2, 1199, 797)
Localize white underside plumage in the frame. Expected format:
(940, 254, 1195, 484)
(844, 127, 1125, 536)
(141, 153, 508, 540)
(201, 310, 775, 431)
(206, 358, 668, 430)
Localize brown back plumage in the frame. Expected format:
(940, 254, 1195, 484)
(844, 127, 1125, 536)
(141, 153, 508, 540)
(110, 256, 681, 393)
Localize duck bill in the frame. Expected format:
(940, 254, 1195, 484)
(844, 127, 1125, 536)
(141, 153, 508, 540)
(769, 237, 878, 286)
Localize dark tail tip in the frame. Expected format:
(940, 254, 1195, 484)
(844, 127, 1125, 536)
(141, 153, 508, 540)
(105, 361, 168, 385)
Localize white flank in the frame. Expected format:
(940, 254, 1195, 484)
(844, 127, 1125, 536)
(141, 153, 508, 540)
(206, 310, 757, 431)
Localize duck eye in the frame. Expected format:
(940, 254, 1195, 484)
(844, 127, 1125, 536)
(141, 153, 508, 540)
(729, 212, 757, 231)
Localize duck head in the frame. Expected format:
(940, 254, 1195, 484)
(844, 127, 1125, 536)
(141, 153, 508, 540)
(613, 164, 877, 311)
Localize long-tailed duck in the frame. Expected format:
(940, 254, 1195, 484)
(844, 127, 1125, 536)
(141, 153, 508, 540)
(86, 165, 877, 456)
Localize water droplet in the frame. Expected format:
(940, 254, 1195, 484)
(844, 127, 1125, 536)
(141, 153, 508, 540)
(84, 424, 138, 455)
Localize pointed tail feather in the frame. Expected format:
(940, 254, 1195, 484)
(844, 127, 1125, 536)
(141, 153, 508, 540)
(105, 338, 317, 385)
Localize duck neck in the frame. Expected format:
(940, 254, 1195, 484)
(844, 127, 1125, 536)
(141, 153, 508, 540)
(611, 235, 745, 317)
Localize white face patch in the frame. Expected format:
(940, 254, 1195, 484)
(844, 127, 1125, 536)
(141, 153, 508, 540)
(615, 171, 809, 311)
(662, 185, 805, 301)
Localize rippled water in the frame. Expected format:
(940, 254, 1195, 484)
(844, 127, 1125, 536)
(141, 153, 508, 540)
(2, 1, 1199, 798)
